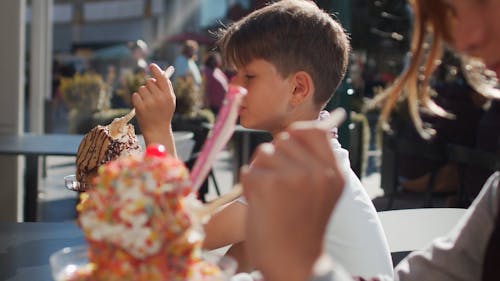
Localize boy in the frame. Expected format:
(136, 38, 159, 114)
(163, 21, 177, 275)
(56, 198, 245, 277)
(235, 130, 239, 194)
(132, 0, 392, 278)
(242, 0, 500, 280)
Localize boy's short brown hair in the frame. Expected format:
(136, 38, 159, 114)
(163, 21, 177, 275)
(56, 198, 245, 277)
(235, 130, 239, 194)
(218, 0, 350, 106)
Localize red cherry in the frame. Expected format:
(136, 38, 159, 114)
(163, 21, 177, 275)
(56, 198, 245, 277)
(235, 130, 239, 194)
(181, 187, 192, 197)
(145, 144, 167, 158)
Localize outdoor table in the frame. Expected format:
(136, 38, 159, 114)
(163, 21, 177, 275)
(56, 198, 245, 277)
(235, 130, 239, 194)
(0, 222, 236, 281)
(201, 123, 271, 181)
(0, 132, 194, 222)
(0, 222, 84, 281)
(231, 125, 271, 167)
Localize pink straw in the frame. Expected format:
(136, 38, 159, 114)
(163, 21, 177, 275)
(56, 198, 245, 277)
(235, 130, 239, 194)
(189, 85, 247, 193)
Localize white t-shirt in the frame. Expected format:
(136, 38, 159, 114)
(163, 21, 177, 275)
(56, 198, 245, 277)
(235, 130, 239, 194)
(237, 138, 393, 278)
(325, 138, 393, 278)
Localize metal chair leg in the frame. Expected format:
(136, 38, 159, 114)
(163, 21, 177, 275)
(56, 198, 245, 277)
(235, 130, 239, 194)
(209, 169, 221, 196)
(386, 170, 399, 210)
(424, 171, 438, 207)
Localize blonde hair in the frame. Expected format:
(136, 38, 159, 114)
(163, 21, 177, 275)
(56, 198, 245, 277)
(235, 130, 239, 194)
(369, 0, 455, 139)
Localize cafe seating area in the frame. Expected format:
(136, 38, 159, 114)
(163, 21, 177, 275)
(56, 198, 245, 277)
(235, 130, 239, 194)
(378, 133, 500, 210)
(1, 112, 484, 280)
(378, 208, 466, 266)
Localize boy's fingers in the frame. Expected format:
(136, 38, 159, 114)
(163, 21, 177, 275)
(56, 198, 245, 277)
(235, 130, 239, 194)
(149, 63, 170, 93)
(145, 78, 162, 98)
(131, 92, 143, 109)
(164, 65, 175, 78)
(138, 85, 152, 99)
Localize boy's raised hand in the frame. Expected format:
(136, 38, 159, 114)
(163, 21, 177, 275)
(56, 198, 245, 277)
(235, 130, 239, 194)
(240, 126, 345, 281)
(132, 63, 176, 153)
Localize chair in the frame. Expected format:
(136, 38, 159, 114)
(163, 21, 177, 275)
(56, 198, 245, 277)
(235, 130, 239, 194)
(176, 138, 196, 163)
(378, 208, 467, 265)
(381, 133, 448, 210)
(171, 115, 219, 201)
(446, 144, 500, 207)
(348, 115, 363, 178)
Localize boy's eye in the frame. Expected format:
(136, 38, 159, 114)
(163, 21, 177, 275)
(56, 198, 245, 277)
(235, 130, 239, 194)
(245, 75, 256, 80)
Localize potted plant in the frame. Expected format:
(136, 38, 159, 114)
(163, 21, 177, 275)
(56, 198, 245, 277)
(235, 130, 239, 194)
(60, 72, 107, 133)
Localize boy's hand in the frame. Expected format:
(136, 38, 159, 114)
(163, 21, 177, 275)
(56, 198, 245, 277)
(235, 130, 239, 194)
(131, 63, 175, 146)
(240, 127, 345, 281)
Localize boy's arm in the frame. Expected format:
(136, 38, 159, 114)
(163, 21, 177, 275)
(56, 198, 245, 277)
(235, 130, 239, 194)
(202, 200, 247, 250)
(131, 63, 177, 157)
(225, 241, 254, 272)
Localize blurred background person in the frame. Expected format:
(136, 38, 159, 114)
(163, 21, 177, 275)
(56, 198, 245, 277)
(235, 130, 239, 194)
(128, 39, 149, 75)
(172, 39, 202, 87)
(202, 51, 229, 115)
(384, 51, 489, 206)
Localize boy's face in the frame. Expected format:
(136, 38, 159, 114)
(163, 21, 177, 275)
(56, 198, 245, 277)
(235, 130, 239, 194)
(232, 59, 295, 134)
(447, 0, 500, 76)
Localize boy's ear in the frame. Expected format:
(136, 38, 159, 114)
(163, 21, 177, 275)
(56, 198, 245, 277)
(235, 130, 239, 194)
(290, 71, 314, 106)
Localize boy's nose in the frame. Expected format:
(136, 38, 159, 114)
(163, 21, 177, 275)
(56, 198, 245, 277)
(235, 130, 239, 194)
(230, 75, 244, 86)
